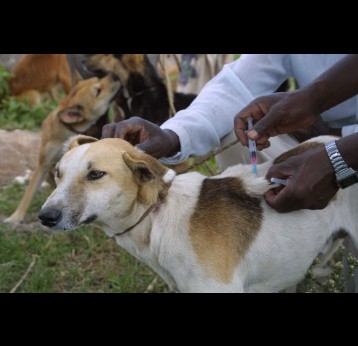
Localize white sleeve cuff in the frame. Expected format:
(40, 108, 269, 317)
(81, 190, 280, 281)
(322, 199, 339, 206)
(342, 124, 358, 137)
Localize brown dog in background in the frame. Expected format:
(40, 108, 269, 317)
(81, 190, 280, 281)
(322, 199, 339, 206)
(9, 54, 78, 105)
(4, 73, 121, 224)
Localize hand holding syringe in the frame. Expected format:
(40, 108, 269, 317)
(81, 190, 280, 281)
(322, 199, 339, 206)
(247, 118, 288, 186)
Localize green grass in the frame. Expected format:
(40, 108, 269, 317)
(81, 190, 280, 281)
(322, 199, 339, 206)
(0, 182, 166, 293)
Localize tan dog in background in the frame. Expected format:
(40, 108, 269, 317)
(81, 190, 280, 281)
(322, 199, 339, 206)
(4, 73, 121, 224)
(9, 54, 78, 105)
(39, 135, 358, 292)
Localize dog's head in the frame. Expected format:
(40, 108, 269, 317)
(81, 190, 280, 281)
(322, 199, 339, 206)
(57, 73, 121, 133)
(84, 54, 152, 87)
(39, 135, 175, 233)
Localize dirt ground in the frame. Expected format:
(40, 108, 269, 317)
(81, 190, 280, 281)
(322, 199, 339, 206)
(0, 129, 40, 184)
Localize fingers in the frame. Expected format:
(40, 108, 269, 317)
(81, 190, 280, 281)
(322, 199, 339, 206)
(264, 161, 293, 212)
(235, 116, 249, 146)
(102, 117, 148, 144)
(253, 113, 281, 139)
(264, 186, 293, 213)
(101, 123, 116, 138)
(235, 101, 264, 145)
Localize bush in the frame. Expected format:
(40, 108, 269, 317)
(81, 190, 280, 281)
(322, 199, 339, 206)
(0, 66, 13, 98)
(0, 66, 57, 131)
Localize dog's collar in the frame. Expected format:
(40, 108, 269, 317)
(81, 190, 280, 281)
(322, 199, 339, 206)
(112, 203, 158, 238)
(112, 181, 172, 238)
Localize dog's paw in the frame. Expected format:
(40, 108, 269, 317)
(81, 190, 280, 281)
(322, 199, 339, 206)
(3, 214, 23, 225)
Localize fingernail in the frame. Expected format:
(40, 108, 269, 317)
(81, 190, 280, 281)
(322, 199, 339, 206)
(248, 130, 258, 139)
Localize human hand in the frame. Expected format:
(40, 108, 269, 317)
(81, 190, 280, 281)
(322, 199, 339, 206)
(234, 91, 320, 150)
(290, 115, 341, 143)
(264, 146, 338, 212)
(101, 116, 180, 159)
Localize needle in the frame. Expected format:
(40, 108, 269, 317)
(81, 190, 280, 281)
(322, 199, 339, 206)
(270, 177, 287, 186)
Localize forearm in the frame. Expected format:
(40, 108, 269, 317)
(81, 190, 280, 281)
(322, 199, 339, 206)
(161, 56, 293, 163)
(336, 132, 358, 170)
(300, 54, 358, 114)
(161, 65, 256, 162)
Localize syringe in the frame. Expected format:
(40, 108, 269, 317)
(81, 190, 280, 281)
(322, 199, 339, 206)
(247, 117, 257, 176)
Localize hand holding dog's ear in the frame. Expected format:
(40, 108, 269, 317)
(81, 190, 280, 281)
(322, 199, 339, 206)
(102, 117, 180, 159)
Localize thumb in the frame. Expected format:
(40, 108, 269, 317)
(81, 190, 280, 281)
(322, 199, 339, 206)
(266, 161, 291, 181)
(252, 108, 281, 140)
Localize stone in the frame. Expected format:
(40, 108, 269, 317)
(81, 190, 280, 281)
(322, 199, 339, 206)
(0, 129, 40, 183)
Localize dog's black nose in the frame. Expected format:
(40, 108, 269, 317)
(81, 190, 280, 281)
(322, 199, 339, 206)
(38, 208, 62, 227)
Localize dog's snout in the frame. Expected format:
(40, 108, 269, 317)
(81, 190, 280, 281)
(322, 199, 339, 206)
(38, 208, 63, 227)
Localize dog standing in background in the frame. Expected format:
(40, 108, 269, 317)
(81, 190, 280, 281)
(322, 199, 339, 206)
(8, 54, 78, 105)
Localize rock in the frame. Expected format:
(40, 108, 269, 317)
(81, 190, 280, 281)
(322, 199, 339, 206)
(0, 129, 40, 183)
(0, 54, 25, 70)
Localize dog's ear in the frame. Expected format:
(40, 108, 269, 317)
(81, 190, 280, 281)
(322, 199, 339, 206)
(58, 107, 85, 124)
(123, 151, 175, 205)
(64, 135, 98, 153)
(122, 152, 167, 185)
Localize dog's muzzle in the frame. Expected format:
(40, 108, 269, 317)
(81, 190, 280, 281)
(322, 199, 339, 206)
(38, 208, 63, 227)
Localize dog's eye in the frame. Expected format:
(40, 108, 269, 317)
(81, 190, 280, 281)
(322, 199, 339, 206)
(95, 87, 101, 97)
(55, 169, 61, 180)
(87, 170, 106, 181)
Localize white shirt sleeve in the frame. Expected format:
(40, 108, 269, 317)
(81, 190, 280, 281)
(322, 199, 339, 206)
(342, 124, 358, 137)
(160, 54, 293, 165)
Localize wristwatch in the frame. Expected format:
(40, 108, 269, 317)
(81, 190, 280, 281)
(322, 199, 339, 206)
(325, 140, 358, 189)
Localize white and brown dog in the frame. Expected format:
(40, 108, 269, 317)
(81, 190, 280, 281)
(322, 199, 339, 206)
(39, 135, 358, 292)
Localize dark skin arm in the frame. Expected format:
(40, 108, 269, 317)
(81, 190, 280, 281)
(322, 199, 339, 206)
(235, 54, 358, 148)
(234, 54, 358, 212)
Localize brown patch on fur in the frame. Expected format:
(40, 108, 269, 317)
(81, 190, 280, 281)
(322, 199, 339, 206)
(274, 142, 324, 164)
(189, 177, 262, 283)
(167, 161, 189, 174)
